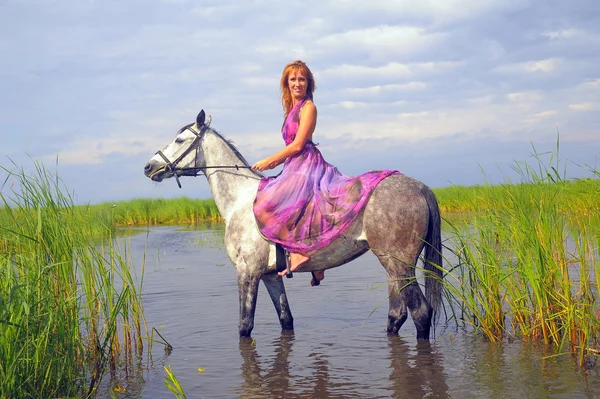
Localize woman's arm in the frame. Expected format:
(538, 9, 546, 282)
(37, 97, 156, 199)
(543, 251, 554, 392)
(252, 101, 318, 171)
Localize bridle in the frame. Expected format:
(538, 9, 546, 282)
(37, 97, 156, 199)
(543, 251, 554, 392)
(154, 123, 252, 188)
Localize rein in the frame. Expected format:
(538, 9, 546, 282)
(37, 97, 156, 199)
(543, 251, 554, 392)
(155, 124, 252, 188)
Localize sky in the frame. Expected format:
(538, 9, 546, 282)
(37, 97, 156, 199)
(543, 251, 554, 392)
(1, 0, 599, 204)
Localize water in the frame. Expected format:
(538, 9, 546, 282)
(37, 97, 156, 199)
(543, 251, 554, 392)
(118, 226, 599, 399)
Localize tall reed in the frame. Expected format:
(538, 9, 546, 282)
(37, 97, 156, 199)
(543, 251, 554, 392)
(0, 162, 146, 398)
(440, 146, 600, 363)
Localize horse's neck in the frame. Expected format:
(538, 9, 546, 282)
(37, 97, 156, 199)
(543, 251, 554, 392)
(201, 132, 259, 222)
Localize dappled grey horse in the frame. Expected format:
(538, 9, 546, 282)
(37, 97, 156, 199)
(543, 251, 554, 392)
(144, 110, 443, 339)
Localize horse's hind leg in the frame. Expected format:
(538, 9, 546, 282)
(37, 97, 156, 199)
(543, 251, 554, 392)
(261, 273, 294, 330)
(374, 251, 433, 339)
(237, 270, 260, 337)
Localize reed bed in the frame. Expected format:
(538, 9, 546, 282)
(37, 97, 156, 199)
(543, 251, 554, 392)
(434, 176, 600, 216)
(438, 151, 600, 364)
(0, 162, 146, 398)
(89, 197, 222, 226)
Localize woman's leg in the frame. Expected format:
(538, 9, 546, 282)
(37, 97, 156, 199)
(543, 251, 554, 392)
(310, 270, 325, 286)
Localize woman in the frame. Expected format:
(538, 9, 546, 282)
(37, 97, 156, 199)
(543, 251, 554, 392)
(252, 61, 398, 285)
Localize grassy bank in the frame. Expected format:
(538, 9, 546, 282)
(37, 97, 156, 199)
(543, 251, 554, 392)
(434, 177, 600, 218)
(437, 157, 599, 364)
(89, 197, 221, 227)
(0, 163, 146, 398)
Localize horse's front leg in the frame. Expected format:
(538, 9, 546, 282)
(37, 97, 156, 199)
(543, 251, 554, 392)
(237, 269, 260, 337)
(261, 273, 293, 330)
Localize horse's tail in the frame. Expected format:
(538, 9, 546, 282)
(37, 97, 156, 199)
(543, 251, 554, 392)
(422, 186, 443, 322)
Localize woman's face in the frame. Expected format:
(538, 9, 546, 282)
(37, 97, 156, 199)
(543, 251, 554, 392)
(288, 70, 308, 100)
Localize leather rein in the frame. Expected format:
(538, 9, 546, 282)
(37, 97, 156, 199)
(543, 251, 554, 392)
(154, 124, 252, 188)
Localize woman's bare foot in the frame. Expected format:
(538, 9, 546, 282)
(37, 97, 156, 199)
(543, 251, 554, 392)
(278, 252, 310, 276)
(310, 270, 325, 286)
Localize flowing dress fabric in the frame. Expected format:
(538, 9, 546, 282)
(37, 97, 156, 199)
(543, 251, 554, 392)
(253, 97, 399, 253)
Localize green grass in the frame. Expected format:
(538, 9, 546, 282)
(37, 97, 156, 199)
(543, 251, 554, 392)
(0, 162, 146, 398)
(436, 147, 600, 365)
(164, 365, 187, 399)
(434, 176, 600, 217)
(89, 197, 221, 227)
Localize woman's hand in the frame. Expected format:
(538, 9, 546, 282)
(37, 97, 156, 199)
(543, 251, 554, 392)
(252, 157, 278, 172)
(252, 101, 316, 172)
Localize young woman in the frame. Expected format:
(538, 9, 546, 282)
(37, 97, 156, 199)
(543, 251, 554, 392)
(252, 61, 398, 285)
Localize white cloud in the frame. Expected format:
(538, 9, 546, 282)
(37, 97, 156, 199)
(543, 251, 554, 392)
(189, 2, 258, 19)
(255, 44, 310, 59)
(495, 58, 560, 74)
(239, 64, 263, 73)
(341, 82, 428, 96)
(310, 85, 596, 147)
(579, 79, 600, 89)
(527, 59, 559, 73)
(321, 61, 461, 80)
(44, 137, 156, 165)
(241, 76, 279, 88)
(339, 101, 370, 109)
(569, 103, 598, 111)
(317, 25, 445, 56)
(328, 0, 521, 24)
(543, 28, 600, 46)
(466, 95, 496, 105)
(544, 28, 582, 40)
(533, 110, 558, 118)
(507, 92, 542, 103)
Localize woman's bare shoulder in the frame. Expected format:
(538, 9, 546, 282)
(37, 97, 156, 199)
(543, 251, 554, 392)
(301, 99, 317, 114)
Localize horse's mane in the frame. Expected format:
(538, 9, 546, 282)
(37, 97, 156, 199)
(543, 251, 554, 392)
(178, 122, 262, 177)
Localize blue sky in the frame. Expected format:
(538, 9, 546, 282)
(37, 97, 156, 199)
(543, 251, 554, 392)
(1, 0, 599, 204)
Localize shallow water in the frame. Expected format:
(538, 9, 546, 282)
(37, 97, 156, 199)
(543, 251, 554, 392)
(118, 226, 599, 399)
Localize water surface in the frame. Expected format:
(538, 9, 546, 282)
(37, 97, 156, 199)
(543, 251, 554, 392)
(121, 226, 599, 398)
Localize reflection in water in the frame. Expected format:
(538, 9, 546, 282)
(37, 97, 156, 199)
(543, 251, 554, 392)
(236, 332, 451, 398)
(309, 350, 331, 398)
(387, 336, 450, 398)
(238, 331, 295, 399)
(237, 331, 340, 398)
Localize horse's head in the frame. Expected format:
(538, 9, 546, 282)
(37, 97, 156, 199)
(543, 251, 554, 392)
(144, 110, 211, 186)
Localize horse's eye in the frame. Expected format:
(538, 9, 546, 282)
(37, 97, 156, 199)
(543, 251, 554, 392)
(175, 137, 185, 144)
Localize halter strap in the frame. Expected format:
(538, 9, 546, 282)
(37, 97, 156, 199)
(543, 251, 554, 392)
(155, 124, 252, 188)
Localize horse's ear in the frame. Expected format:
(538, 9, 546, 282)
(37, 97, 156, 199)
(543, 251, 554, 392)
(196, 110, 206, 126)
(205, 115, 212, 127)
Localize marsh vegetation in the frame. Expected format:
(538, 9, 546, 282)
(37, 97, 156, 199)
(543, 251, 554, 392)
(436, 154, 599, 366)
(0, 163, 146, 398)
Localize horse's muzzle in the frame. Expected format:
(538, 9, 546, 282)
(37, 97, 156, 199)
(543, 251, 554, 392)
(144, 161, 167, 182)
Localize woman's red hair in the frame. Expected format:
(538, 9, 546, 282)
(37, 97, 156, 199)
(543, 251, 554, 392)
(280, 60, 316, 116)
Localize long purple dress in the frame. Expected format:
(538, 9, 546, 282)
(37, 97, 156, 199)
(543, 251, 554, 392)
(253, 96, 399, 253)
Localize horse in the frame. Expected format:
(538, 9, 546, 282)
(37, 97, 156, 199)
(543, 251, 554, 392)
(144, 110, 443, 340)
